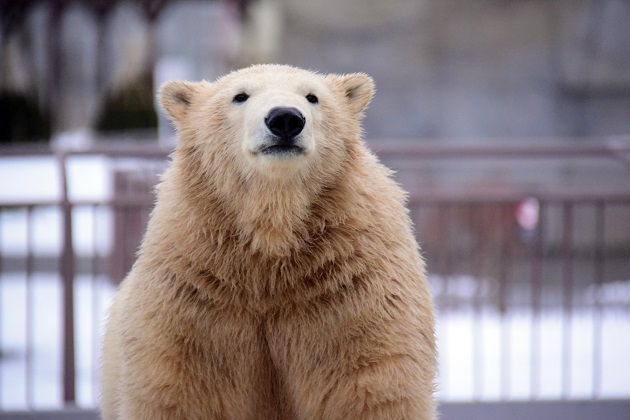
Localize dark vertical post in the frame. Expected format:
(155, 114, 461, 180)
(47, 1, 64, 133)
(561, 202, 574, 399)
(437, 202, 449, 395)
(90, 0, 115, 102)
(498, 205, 511, 400)
(142, 0, 170, 100)
(471, 203, 484, 401)
(0, 208, 2, 403)
(95, 10, 109, 100)
(25, 206, 34, 408)
(91, 204, 100, 404)
(58, 152, 76, 405)
(592, 201, 605, 398)
(530, 200, 545, 399)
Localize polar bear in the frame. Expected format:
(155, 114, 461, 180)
(100, 64, 436, 420)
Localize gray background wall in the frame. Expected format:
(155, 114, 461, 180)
(275, 0, 630, 140)
(2, 0, 629, 141)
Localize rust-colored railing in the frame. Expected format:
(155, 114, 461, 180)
(0, 138, 629, 410)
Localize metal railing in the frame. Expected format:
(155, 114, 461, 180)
(0, 138, 629, 411)
(375, 139, 630, 401)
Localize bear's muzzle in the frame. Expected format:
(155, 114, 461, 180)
(259, 107, 307, 156)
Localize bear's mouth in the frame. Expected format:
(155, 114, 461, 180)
(258, 144, 305, 156)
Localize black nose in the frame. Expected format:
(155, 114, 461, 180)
(265, 107, 305, 139)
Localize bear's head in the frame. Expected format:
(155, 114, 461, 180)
(159, 65, 373, 182)
(158, 65, 375, 254)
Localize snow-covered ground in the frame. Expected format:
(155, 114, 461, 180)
(437, 304, 630, 401)
(1, 155, 629, 409)
(1, 270, 629, 410)
(0, 273, 116, 409)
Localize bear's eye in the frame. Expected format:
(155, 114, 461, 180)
(306, 94, 318, 104)
(233, 93, 249, 103)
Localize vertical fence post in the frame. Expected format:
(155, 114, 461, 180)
(561, 202, 574, 399)
(25, 206, 34, 408)
(58, 151, 76, 405)
(0, 208, 2, 404)
(592, 201, 605, 398)
(530, 200, 545, 399)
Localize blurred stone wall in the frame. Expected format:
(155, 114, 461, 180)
(2, 0, 629, 140)
(0, 1, 238, 137)
(275, 0, 630, 140)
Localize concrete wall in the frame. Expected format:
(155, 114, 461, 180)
(276, 0, 630, 140)
(4, 1, 629, 140)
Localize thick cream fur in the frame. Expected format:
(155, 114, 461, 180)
(101, 64, 436, 419)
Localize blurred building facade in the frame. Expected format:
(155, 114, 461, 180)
(1, 0, 630, 142)
(277, 0, 630, 139)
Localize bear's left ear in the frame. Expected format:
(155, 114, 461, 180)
(159, 80, 202, 125)
(332, 73, 375, 116)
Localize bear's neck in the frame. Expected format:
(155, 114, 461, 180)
(233, 177, 314, 255)
(162, 163, 354, 260)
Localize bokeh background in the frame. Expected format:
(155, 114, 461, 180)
(1, 1, 629, 418)
(3, 0, 630, 143)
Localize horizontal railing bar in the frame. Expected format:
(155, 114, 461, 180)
(407, 189, 630, 203)
(369, 136, 630, 159)
(1, 190, 629, 209)
(2, 136, 630, 160)
(0, 198, 153, 208)
(54, 144, 173, 158)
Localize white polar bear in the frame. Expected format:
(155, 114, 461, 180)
(100, 64, 436, 420)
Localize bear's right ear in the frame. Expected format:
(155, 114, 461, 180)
(329, 73, 375, 116)
(159, 80, 200, 125)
